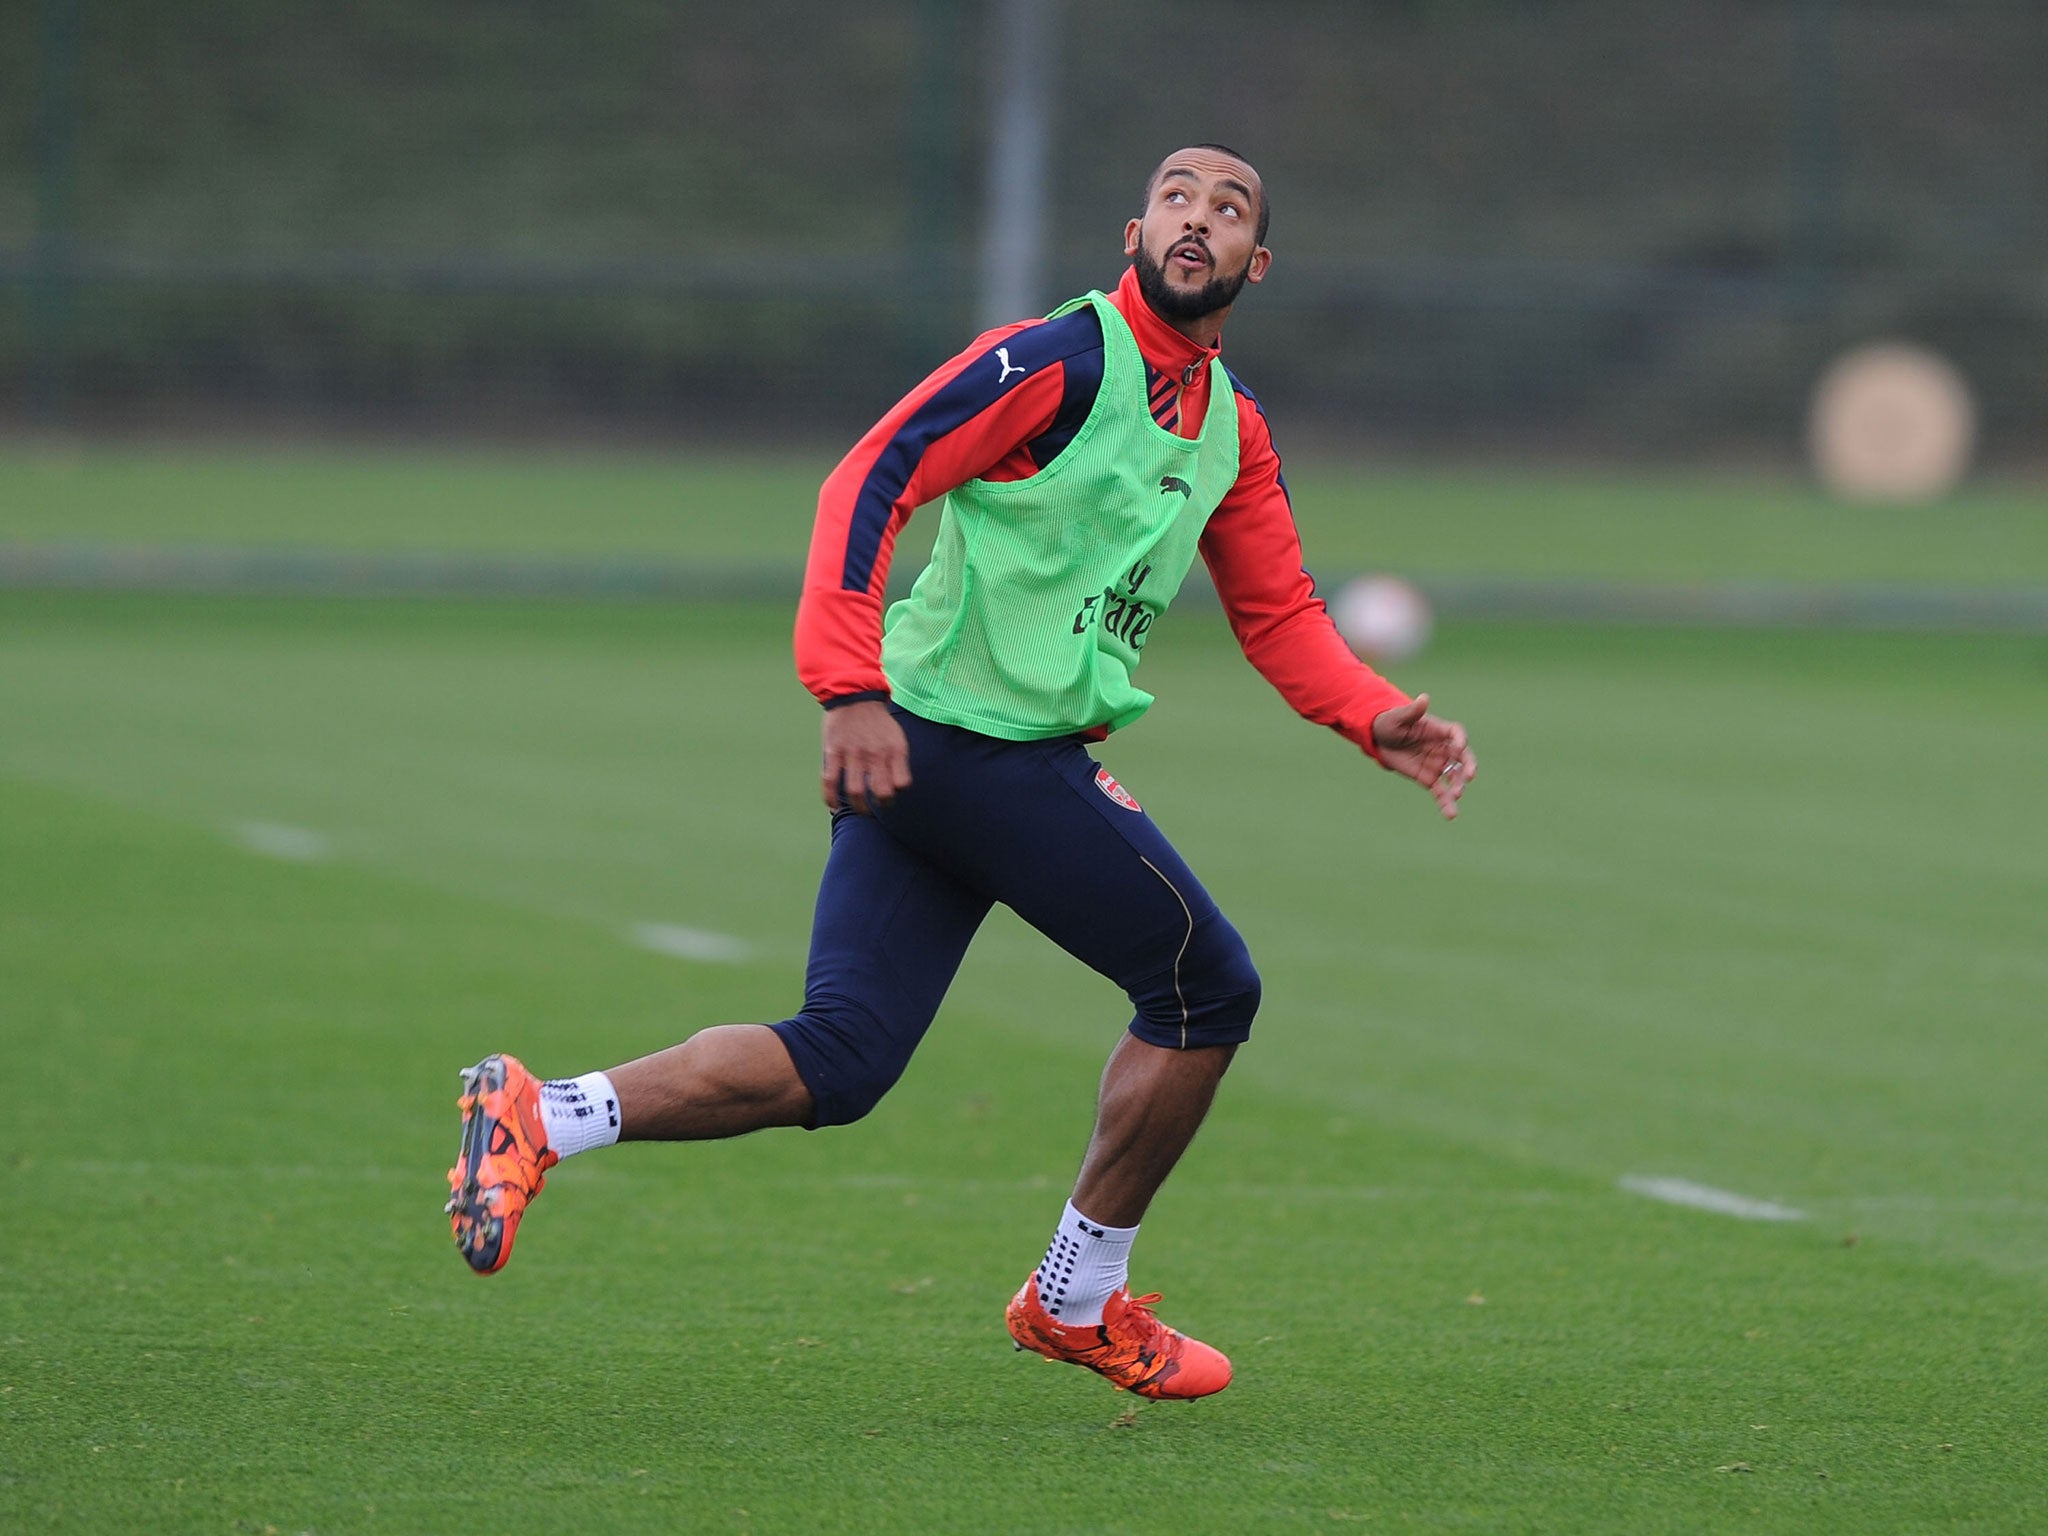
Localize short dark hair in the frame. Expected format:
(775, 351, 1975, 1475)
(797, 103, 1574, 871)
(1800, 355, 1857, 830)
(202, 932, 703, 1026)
(1142, 143, 1270, 246)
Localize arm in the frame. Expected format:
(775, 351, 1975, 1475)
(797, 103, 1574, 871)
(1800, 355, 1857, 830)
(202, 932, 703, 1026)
(1202, 384, 1475, 818)
(1200, 387, 1410, 758)
(797, 309, 1105, 810)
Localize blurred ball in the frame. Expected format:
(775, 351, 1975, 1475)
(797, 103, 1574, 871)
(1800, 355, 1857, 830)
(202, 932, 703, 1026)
(1332, 575, 1432, 663)
(1809, 342, 1976, 503)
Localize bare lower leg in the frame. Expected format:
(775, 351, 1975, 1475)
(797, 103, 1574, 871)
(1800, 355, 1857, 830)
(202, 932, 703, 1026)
(607, 1024, 815, 1140)
(1069, 1033, 1236, 1228)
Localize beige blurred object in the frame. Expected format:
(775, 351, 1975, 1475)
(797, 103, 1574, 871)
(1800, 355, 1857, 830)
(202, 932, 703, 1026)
(1809, 342, 1977, 503)
(1332, 574, 1433, 663)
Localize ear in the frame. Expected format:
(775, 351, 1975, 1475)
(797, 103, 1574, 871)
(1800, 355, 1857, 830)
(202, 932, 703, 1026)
(1244, 245, 1272, 285)
(1123, 218, 1142, 258)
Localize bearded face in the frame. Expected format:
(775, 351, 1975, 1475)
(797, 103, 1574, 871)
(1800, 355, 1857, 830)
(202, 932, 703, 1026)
(1130, 231, 1256, 321)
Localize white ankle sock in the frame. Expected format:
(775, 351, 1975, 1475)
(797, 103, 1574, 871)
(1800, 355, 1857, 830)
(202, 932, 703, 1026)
(1034, 1201, 1138, 1328)
(537, 1070, 620, 1159)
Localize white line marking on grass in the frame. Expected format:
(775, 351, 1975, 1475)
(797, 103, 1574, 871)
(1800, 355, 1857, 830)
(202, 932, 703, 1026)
(1620, 1175, 1806, 1223)
(630, 922, 752, 963)
(232, 821, 329, 861)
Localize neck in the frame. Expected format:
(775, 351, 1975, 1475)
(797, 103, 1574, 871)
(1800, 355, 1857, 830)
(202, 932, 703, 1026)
(1161, 304, 1229, 350)
(1111, 266, 1222, 374)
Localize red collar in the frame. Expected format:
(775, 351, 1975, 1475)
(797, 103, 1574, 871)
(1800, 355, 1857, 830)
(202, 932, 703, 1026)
(1109, 266, 1221, 383)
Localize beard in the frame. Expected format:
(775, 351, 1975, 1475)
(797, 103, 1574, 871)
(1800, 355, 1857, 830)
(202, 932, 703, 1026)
(1131, 235, 1253, 320)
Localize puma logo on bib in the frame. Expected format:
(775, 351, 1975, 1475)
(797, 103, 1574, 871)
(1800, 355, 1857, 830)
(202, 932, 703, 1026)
(1094, 767, 1142, 812)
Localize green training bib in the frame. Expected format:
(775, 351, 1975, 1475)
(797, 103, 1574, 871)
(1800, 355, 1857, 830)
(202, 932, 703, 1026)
(881, 291, 1241, 739)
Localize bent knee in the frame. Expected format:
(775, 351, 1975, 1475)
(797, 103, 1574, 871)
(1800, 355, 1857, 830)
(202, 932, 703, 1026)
(1203, 937, 1262, 1024)
(1129, 918, 1261, 1047)
(1186, 917, 1261, 1022)
(771, 998, 923, 1129)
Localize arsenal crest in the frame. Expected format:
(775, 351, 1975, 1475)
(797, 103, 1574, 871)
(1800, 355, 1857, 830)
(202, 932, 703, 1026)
(1094, 766, 1142, 813)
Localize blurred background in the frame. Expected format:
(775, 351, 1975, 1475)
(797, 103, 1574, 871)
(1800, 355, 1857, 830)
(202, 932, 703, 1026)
(3, 0, 2045, 461)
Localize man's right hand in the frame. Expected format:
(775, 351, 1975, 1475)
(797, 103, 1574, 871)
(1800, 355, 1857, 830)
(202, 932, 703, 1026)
(820, 699, 912, 814)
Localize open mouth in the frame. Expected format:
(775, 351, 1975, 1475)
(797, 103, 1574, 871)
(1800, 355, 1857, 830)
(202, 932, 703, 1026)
(1168, 239, 1210, 271)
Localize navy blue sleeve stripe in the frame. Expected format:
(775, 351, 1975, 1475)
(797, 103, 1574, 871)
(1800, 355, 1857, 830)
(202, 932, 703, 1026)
(841, 307, 1108, 594)
(1225, 366, 1292, 506)
(1028, 307, 1104, 469)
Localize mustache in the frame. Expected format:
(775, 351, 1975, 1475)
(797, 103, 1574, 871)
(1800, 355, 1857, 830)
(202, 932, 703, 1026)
(1132, 236, 1252, 320)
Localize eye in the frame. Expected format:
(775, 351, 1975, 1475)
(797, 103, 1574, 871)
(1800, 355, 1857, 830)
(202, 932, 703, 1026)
(1164, 189, 1188, 204)
(1219, 201, 1241, 217)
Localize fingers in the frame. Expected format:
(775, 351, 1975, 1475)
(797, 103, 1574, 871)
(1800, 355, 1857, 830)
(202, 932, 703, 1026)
(818, 744, 913, 815)
(819, 701, 914, 815)
(864, 739, 911, 812)
(1429, 761, 1461, 819)
(821, 757, 873, 815)
(1440, 721, 1469, 771)
(1419, 725, 1476, 821)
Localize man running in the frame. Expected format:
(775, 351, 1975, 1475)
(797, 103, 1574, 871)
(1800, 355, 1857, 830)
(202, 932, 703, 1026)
(447, 143, 1474, 1402)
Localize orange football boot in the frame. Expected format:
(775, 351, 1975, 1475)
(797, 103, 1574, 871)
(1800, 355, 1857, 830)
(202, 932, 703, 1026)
(1006, 1274, 1233, 1400)
(445, 1053, 558, 1275)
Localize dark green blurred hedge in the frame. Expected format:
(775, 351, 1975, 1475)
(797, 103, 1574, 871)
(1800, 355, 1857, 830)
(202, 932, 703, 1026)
(3, 1, 2043, 454)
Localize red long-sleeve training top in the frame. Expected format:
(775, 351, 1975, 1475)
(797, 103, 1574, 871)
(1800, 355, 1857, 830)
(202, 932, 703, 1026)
(795, 266, 1410, 760)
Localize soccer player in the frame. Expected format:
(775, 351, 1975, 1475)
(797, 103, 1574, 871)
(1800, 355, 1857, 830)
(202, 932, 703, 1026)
(447, 144, 1474, 1401)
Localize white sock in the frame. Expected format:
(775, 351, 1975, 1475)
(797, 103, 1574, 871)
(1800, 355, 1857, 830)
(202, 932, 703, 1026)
(1034, 1201, 1138, 1328)
(537, 1070, 620, 1160)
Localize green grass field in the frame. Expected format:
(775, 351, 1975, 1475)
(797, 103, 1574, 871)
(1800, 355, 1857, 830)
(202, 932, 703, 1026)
(3, 564, 2044, 1530)
(8, 443, 2048, 586)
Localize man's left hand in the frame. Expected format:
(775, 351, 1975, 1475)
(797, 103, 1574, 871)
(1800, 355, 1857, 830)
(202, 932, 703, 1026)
(1371, 694, 1476, 820)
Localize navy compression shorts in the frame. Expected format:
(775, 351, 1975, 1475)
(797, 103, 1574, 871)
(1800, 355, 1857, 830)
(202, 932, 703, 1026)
(770, 705, 1260, 1127)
